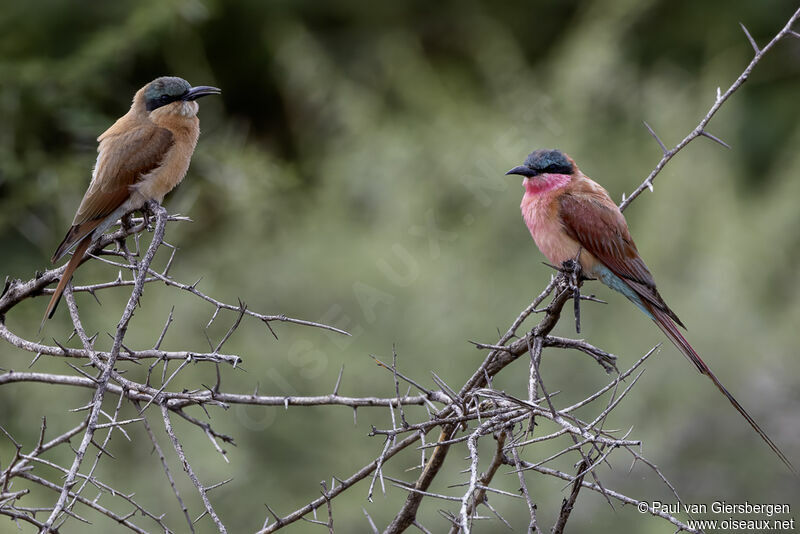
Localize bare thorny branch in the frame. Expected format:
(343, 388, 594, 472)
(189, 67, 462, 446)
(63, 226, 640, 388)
(619, 8, 800, 211)
(0, 202, 360, 533)
(1, 8, 797, 534)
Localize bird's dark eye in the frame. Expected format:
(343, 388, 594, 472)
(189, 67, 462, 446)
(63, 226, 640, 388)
(542, 163, 571, 174)
(160, 94, 171, 103)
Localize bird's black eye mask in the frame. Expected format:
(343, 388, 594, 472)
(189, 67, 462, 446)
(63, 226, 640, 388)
(146, 93, 183, 111)
(540, 162, 573, 175)
(145, 77, 192, 112)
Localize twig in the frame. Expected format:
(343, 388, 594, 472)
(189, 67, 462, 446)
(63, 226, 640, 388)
(139, 405, 195, 533)
(161, 403, 227, 533)
(620, 7, 800, 211)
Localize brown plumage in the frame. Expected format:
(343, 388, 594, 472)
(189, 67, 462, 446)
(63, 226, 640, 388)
(557, 187, 793, 470)
(44, 76, 220, 322)
(557, 190, 686, 328)
(510, 148, 794, 472)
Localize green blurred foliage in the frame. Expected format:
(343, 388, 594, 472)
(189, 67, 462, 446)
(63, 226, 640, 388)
(1, 1, 799, 532)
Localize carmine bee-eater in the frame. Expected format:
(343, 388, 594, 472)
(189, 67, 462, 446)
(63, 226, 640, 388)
(43, 76, 221, 322)
(507, 148, 793, 471)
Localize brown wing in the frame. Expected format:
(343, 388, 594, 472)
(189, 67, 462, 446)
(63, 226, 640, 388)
(74, 123, 174, 224)
(558, 190, 685, 327)
(52, 123, 173, 262)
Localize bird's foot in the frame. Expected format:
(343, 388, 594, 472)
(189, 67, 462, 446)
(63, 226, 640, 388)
(141, 200, 161, 232)
(120, 213, 134, 232)
(560, 257, 584, 334)
(140, 206, 154, 232)
(560, 258, 581, 277)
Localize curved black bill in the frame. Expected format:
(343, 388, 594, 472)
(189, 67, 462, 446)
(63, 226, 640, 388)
(505, 165, 537, 177)
(183, 85, 222, 101)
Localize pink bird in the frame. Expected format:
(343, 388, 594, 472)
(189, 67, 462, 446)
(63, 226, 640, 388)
(507, 148, 793, 471)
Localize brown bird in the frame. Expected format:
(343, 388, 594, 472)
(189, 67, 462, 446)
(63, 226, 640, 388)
(44, 76, 220, 322)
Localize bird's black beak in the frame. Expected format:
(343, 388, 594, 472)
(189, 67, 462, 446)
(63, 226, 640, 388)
(505, 165, 537, 177)
(182, 86, 222, 101)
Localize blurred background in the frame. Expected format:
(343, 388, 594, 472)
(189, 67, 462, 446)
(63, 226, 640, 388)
(1, 0, 799, 532)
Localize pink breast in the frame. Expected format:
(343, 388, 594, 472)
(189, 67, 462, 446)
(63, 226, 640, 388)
(519, 175, 584, 267)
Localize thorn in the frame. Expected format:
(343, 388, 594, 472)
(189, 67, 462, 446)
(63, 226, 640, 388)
(699, 130, 731, 149)
(740, 22, 760, 54)
(580, 294, 607, 305)
(52, 338, 69, 354)
(643, 121, 668, 155)
(646, 180, 654, 193)
(87, 287, 102, 306)
(263, 319, 278, 340)
(206, 306, 221, 329)
(790, 30, 800, 39)
(29, 351, 44, 368)
(333, 365, 344, 396)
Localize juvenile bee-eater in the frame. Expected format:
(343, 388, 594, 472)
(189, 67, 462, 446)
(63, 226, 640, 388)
(44, 76, 220, 321)
(507, 148, 793, 471)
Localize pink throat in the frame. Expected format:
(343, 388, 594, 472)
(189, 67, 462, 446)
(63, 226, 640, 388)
(523, 173, 572, 196)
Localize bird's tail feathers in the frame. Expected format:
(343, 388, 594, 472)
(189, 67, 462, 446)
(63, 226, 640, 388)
(41, 236, 93, 327)
(650, 307, 708, 374)
(52, 220, 102, 264)
(649, 305, 795, 474)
